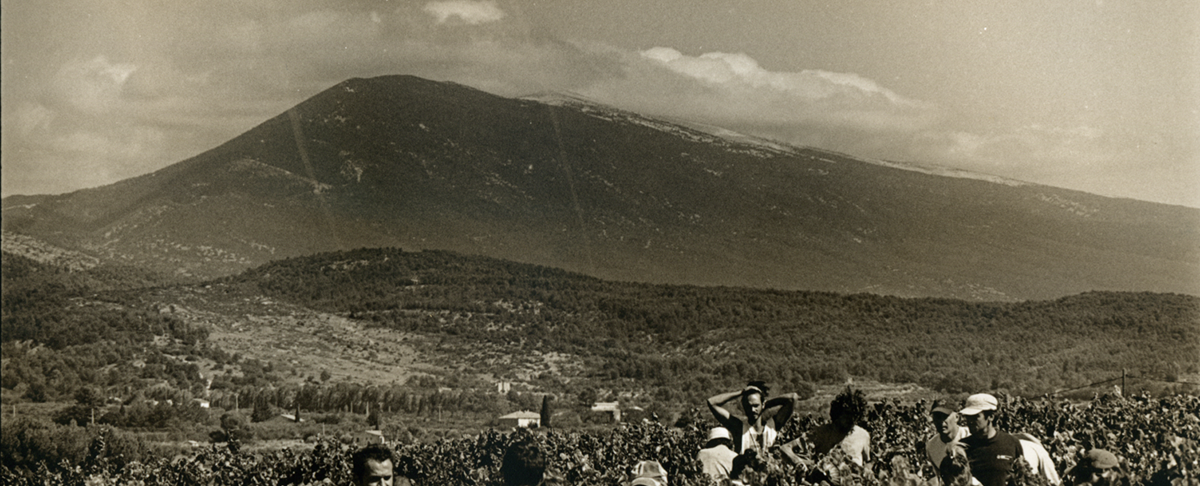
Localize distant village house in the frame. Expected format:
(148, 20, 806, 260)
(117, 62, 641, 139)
(497, 410, 541, 428)
(589, 401, 621, 423)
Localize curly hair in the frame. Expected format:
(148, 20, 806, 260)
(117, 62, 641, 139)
(501, 438, 547, 486)
(829, 386, 867, 422)
(351, 445, 394, 482)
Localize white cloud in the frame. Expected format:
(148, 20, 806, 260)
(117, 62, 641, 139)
(638, 47, 926, 107)
(573, 46, 942, 147)
(423, 1, 505, 25)
(51, 56, 137, 114)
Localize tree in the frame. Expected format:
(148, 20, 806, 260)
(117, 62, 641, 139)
(251, 399, 273, 423)
(367, 406, 381, 429)
(539, 395, 553, 429)
(54, 386, 106, 426)
(75, 386, 104, 425)
(212, 412, 252, 443)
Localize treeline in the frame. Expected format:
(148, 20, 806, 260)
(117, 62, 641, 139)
(212, 382, 534, 418)
(221, 247, 1200, 398)
(43, 382, 534, 436)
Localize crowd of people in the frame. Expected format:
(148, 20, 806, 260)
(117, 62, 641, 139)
(348, 383, 1198, 486)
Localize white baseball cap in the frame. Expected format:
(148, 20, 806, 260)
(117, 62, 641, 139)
(959, 393, 998, 415)
(707, 427, 732, 442)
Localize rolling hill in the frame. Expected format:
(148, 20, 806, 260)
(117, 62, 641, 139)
(3, 75, 1197, 300)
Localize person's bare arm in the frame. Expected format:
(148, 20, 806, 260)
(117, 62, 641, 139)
(780, 436, 813, 466)
(762, 392, 798, 424)
(706, 390, 742, 429)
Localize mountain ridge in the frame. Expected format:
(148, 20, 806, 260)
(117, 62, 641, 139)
(3, 74, 1197, 300)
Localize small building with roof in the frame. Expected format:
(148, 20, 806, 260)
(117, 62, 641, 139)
(498, 410, 541, 428)
(589, 401, 621, 423)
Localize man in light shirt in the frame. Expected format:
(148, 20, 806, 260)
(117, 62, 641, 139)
(926, 401, 971, 484)
(696, 427, 738, 483)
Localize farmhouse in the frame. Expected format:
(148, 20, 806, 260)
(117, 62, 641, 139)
(589, 401, 621, 423)
(497, 410, 541, 428)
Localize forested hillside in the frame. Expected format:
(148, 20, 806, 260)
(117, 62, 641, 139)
(221, 247, 1199, 398)
(2, 245, 1197, 486)
(5, 244, 1196, 419)
(1, 253, 233, 439)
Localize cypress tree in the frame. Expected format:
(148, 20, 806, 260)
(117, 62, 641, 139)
(539, 395, 553, 428)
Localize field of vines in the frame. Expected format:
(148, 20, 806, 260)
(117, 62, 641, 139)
(3, 393, 1197, 486)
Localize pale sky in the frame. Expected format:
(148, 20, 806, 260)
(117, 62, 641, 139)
(3, 0, 1197, 207)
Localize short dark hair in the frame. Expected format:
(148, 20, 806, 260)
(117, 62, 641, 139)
(352, 445, 394, 481)
(743, 380, 770, 398)
(501, 438, 547, 486)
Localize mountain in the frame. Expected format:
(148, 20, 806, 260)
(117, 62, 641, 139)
(2, 75, 1197, 300)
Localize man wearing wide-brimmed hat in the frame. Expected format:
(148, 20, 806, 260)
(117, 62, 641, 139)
(629, 460, 668, 486)
(1065, 449, 1123, 486)
(959, 393, 1024, 486)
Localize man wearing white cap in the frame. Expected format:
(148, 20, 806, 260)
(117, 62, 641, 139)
(959, 393, 1024, 486)
(629, 460, 668, 486)
(697, 427, 738, 483)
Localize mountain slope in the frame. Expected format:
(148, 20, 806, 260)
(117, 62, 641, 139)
(3, 75, 1197, 300)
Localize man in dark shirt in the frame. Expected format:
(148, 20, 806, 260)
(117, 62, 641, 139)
(959, 393, 1023, 486)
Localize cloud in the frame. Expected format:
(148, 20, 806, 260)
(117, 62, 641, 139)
(639, 47, 925, 107)
(573, 46, 941, 151)
(913, 124, 1115, 171)
(423, 1, 505, 25)
(50, 56, 137, 114)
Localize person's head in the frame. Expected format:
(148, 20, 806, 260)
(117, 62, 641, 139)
(830, 386, 867, 433)
(352, 445, 395, 486)
(630, 460, 668, 486)
(939, 441, 973, 486)
(740, 381, 769, 422)
(930, 401, 960, 442)
(1069, 449, 1121, 486)
(704, 427, 734, 450)
(501, 438, 547, 486)
(959, 393, 998, 437)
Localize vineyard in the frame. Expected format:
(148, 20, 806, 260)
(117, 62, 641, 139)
(2, 392, 1197, 485)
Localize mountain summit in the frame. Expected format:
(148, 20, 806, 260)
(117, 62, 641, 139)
(3, 75, 1197, 300)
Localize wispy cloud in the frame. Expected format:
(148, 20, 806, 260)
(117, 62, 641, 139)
(423, 1, 505, 25)
(640, 47, 923, 107)
(51, 56, 137, 114)
(572, 46, 941, 151)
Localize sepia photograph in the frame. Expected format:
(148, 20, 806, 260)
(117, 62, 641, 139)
(2, 1, 1197, 484)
